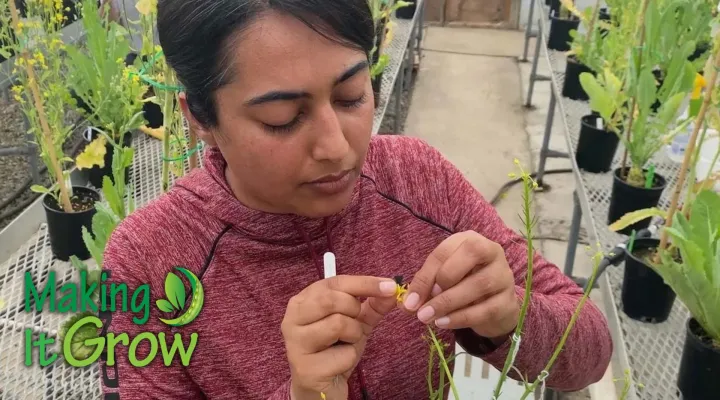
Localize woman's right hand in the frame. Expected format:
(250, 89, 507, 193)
(281, 275, 399, 400)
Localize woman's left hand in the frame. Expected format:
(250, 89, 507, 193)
(402, 231, 520, 342)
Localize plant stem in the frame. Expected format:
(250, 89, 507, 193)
(188, 121, 198, 170)
(8, 0, 73, 212)
(584, 0, 603, 43)
(161, 67, 174, 193)
(493, 174, 535, 399)
(519, 253, 603, 400)
(658, 42, 720, 255)
(620, 0, 651, 178)
(427, 326, 459, 400)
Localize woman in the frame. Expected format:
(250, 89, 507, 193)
(99, 0, 613, 398)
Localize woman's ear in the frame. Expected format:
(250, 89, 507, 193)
(179, 92, 217, 147)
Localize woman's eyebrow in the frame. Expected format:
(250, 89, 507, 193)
(245, 60, 369, 106)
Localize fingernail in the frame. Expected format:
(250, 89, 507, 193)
(431, 284, 442, 297)
(417, 306, 435, 323)
(380, 280, 397, 294)
(435, 317, 450, 328)
(404, 292, 420, 310)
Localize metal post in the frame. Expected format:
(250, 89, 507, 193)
(526, 20, 543, 108)
(405, 31, 415, 91)
(535, 90, 556, 185)
(521, 0, 537, 62)
(394, 55, 406, 133)
(417, 1, 424, 59)
(563, 191, 583, 277)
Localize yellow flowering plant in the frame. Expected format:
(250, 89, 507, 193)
(64, 0, 146, 169)
(1, 0, 76, 211)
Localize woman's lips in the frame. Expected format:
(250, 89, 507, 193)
(305, 169, 354, 195)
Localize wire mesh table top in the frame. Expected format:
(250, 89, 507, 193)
(0, 9, 423, 399)
(533, 1, 690, 398)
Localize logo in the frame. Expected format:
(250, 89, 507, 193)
(22, 266, 202, 369)
(156, 267, 204, 327)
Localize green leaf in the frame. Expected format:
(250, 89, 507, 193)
(164, 272, 186, 310)
(656, 92, 686, 128)
(102, 176, 124, 218)
(608, 208, 667, 232)
(30, 185, 51, 195)
(580, 72, 614, 122)
(82, 226, 105, 268)
(636, 68, 657, 114)
(156, 299, 175, 313)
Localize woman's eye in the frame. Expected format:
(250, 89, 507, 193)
(263, 114, 303, 134)
(336, 93, 368, 109)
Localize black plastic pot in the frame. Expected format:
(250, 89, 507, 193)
(396, 2, 417, 19)
(43, 186, 100, 262)
(547, 14, 580, 52)
(575, 115, 619, 173)
(562, 57, 593, 101)
(678, 318, 720, 400)
(607, 167, 667, 235)
(87, 132, 133, 189)
(549, 0, 560, 15)
(621, 238, 676, 323)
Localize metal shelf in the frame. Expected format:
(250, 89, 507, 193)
(0, 6, 425, 398)
(525, 0, 690, 399)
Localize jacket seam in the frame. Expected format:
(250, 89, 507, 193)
(359, 174, 455, 236)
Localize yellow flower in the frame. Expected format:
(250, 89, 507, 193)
(17, 22, 24, 29)
(395, 283, 408, 302)
(76, 136, 108, 170)
(513, 158, 520, 166)
(508, 172, 517, 179)
(136, 0, 157, 16)
(0, 298, 5, 310)
(11, 85, 22, 94)
(692, 73, 706, 100)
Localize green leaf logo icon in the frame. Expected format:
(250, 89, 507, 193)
(155, 267, 204, 327)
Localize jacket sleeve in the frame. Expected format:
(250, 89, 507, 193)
(99, 227, 205, 399)
(425, 145, 613, 392)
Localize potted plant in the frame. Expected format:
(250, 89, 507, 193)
(64, 0, 146, 189)
(547, 0, 580, 52)
(581, 0, 697, 235)
(574, 111, 621, 173)
(609, 31, 720, 397)
(562, 0, 605, 101)
(395, 0, 415, 19)
(1, 0, 100, 262)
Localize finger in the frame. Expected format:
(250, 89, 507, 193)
(304, 343, 359, 378)
(433, 291, 517, 337)
(290, 290, 362, 326)
(435, 233, 502, 290)
(416, 266, 502, 324)
(324, 275, 398, 299)
(299, 314, 365, 352)
(404, 231, 474, 311)
(357, 296, 397, 331)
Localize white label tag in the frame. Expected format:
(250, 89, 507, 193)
(596, 118, 603, 130)
(323, 252, 336, 279)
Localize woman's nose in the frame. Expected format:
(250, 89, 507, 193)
(311, 104, 350, 163)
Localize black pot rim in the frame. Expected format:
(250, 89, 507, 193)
(549, 12, 580, 22)
(42, 186, 100, 216)
(613, 167, 667, 191)
(580, 114, 615, 132)
(625, 237, 659, 260)
(687, 318, 720, 353)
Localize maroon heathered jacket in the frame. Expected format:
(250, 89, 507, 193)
(99, 135, 612, 399)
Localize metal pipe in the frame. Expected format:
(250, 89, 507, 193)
(0, 146, 29, 156)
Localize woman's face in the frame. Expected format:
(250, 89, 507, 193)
(182, 11, 374, 218)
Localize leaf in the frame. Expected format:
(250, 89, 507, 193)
(608, 208, 667, 232)
(76, 136, 107, 170)
(656, 92, 686, 129)
(164, 272, 186, 310)
(580, 72, 614, 122)
(82, 226, 105, 268)
(156, 299, 175, 313)
(102, 177, 124, 218)
(636, 68, 657, 114)
(30, 185, 51, 195)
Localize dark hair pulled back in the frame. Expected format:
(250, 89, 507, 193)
(157, 0, 375, 127)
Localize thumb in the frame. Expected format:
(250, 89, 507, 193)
(358, 295, 398, 331)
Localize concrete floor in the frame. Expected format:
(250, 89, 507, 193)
(404, 26, 619, 400)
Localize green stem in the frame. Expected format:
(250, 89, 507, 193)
(161, 67, 173, 193)
(704, 131, 720, 182)
(427, 326, 459, 400)
(681, 125, 708, 216)
(493, 174, 535, 399)
(519, 254, 603, 400)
